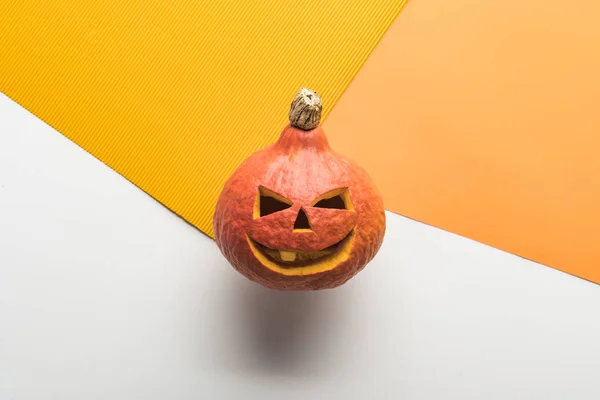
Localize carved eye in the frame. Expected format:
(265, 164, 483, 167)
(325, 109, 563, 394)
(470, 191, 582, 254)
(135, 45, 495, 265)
(314, 196, 345, 209)
(312, 188, 353, 210)
(254, 186, 292, 218)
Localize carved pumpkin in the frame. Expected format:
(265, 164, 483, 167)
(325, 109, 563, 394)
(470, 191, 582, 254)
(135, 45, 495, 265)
(213, 88, 385, 290)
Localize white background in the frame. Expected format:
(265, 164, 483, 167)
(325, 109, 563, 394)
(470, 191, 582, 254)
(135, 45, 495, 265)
(1, 92, 600, 399)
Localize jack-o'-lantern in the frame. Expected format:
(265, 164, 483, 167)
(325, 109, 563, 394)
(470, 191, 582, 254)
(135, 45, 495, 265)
(213, 88, 385, 290)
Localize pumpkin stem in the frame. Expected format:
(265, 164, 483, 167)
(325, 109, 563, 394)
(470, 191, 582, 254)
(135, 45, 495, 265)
(289, 88, 322, 130)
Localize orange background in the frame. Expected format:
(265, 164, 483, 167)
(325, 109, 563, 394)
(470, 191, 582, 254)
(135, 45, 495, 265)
(325, 0, 600, 283)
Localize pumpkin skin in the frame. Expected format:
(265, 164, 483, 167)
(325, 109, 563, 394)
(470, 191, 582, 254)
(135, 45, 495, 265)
(213, 89, 385, 290)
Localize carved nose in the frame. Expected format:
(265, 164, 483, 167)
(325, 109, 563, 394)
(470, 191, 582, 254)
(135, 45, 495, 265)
(293, 208, 311, 231)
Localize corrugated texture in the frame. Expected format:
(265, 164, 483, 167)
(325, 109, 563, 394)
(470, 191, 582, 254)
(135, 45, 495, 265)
(0, 0, 407, 237)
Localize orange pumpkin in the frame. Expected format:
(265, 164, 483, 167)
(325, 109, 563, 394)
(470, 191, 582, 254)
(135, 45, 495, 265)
(213, 88, 385, 290)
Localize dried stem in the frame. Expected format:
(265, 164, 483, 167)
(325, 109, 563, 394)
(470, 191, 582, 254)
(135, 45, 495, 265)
(289, 88, 322, 130)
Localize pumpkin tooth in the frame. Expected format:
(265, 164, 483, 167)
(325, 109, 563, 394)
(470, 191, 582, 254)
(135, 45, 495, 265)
(279, 251, 297, 262)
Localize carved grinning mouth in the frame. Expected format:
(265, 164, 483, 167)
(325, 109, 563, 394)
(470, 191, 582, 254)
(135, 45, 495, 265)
(246, 229, 355, 275)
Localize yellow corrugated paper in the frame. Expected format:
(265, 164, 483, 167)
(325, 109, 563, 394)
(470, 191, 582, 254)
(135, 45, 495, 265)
(0, 0, 406, 237)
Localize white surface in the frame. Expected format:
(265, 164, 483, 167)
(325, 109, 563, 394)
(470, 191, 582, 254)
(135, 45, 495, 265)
(1, 92, 600, 400)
